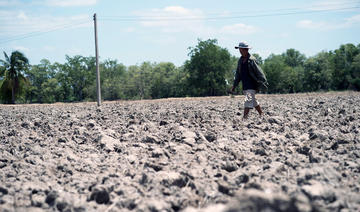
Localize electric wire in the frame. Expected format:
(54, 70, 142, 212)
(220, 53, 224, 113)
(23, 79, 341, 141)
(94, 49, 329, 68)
(0, 19, 91, 44)
(100, 1, 360, 19)
(99, 6, 360, 22)
(0, 2, 359, 44)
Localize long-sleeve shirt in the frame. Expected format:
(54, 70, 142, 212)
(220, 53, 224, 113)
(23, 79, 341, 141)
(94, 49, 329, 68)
(240, 59, 257, 90)
(233, 54, 268, 92)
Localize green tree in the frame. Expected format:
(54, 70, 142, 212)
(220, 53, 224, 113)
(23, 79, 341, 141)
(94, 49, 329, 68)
(263, 54, 286, 93)
(150, 62, 176, 99)
(26, 59, 54, 103)
(124, 65, 140, 99)
(122, 63, 152, 100)
(138, 62, 152, 99)
(350, 54, 360, 90)
(185, 39, 231, 96)
(0, 51, 29, 104)
(168, 65, 188, 97)
(252, 53, 263, 65)
(282, 48, 306, 68)
(331, 43, 359, 90)
(101, 59, 127, 100)
(304, 51, 332, 91)
(41, 78, 61, 103)
(53, 62, 74, 102)
(62, 55, 96, 101)
(263, 49, 307, 93)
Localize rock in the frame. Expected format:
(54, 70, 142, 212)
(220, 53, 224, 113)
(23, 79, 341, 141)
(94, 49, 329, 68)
(217, 180, 234, 196)
(0, 187, 8, 195)
(254, 148, 267, 156)
(96, 134, 119, 152)
(222, 161, 238, 172)
(1, 92, 360, 211)
(34, 121, 41, 127)
(308, 130, 328, 141)
(145, 162, 163, 172)
(268, 117, 282, 125)
(0, 162, 6, 169)
(87, 120, 96, 128)
(139, 173, 149, 185)
(338, 109, 346, 115)
(244, 182, 262, 190)
(143, 198, 170, 212)
(58, 137, 67, 143)
(225, 189, 316, 212)
(151, 148, 163, 158)
(21, 121, 30, 128)
(159, 171, 191, 188)
(159, 120, 168, 126)
(183, 204, 227, 212)
(301, 182, 337, 204)
(235, 174, 249, 185)
(89, 187, 110, 204)
(263, 164, 270, 170)
(119, 199, 138, 210)
(308, 153, 320, 163)
(297, 146, 311, 156)
(56, 200, 69, 211)
(182, 129, 197, 147)
(31, 192, 45, 207)
(45, 190, 58, 206)
(205, 132, 216, 142)
(330, 142, 339, 150)
(142, 136, 158, 144)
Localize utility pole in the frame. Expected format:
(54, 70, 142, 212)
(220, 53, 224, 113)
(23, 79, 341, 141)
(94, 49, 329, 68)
(93, 13, 101, 106)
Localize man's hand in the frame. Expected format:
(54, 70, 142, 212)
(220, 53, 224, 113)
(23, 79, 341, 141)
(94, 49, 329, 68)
(228, 86, 235, 94)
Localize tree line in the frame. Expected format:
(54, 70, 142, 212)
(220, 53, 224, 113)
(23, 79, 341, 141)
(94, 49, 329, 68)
(1, 39, 359, 104)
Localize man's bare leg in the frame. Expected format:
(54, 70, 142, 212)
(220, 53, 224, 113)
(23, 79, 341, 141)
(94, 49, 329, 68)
(243, 107, 251, 119)
(255, 105, 263, 116)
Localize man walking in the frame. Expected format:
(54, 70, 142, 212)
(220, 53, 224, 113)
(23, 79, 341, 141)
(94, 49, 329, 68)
(230, 41, 268, 119)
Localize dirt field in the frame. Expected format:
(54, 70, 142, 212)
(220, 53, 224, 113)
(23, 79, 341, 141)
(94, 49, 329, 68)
(0, 92, 359, 212)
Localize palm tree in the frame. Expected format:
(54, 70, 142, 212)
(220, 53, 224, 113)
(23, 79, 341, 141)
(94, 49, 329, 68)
(0, 51, 29, 104)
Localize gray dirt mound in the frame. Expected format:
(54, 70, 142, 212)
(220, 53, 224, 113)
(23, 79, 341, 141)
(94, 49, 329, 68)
(0, 92, 359, 211)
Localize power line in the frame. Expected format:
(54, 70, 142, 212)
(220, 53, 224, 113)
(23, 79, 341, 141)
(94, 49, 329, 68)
(0, 20, 91, 44)
(99, 6, 360, 22)
(100, 1, 360, 19)
(0, 3, 358, 44)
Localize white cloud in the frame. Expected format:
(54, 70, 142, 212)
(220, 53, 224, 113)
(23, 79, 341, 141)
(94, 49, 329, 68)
(13, 46, 30, 52)
(0, 12, 92, 37)
(346, 14, 360, 24)
(45, 0, 97, 7)
(279, 33, 289, 38)
(123, 27, 136, 33)
(297, 13, 360, 30)
(134, 6, 261, 38)
(220, 23, 258, 35)
(297, 20, 330, 29)
(310, 0, 359, 10)
(43, 45, 56, 52)
(17, 11, 28, 20)
(68, 47, 82, 55)
(0, 0, 21, 7)
(135, 6, 206, 33)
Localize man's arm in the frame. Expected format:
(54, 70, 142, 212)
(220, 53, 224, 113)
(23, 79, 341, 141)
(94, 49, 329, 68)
(251, 59, 267, 83)
(249, 59, 268, 92)
(231, 60, 241, 92)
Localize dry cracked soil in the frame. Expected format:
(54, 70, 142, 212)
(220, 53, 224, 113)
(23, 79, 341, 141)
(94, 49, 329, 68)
(0, 91, 359, 212)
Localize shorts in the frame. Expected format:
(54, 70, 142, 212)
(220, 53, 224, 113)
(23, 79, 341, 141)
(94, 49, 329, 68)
(243, 89, 259, 108)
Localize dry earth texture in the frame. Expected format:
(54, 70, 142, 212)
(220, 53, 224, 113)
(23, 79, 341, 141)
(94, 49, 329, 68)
(0, 92, 359, 212)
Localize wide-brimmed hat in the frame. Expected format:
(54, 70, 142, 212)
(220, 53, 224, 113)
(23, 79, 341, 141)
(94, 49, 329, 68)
(235, 41, 251, 49)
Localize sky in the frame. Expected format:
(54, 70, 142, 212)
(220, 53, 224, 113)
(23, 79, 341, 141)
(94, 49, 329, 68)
(0, 0, 359, 67)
